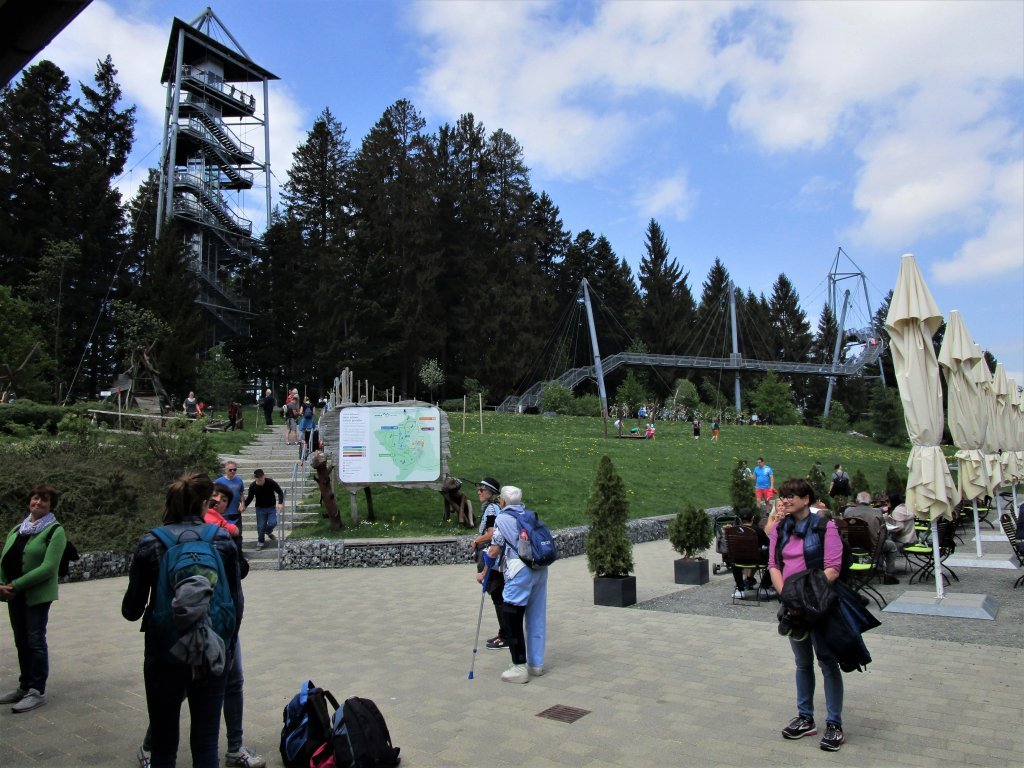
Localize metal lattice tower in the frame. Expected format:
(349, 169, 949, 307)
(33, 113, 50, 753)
(155, 8, 277, 345)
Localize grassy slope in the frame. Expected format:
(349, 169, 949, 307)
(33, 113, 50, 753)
(299, 412, 912, 539)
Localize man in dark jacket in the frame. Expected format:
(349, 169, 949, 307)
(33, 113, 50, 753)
(243, 470, 284, 550)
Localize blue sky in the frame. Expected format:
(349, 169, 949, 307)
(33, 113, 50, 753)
(33, 0, 1024, 382)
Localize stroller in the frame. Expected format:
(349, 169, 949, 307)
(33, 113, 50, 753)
(711, 510, 739, 574)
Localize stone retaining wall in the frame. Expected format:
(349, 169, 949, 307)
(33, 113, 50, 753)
(61, 508, 729, 581)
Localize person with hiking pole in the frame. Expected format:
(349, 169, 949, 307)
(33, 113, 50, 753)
(469, 477, 506, 650)
(477, 485, 549, 684)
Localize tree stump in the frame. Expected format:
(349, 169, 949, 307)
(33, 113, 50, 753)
(310, 451, 342, 530)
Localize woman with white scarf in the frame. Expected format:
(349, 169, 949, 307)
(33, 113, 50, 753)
(0, 484, 67, 713)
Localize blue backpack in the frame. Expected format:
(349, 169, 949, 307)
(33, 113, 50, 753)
(148, 524, 236, 664)
(504, 508, 558, 568)
(281, 681, 338, 768)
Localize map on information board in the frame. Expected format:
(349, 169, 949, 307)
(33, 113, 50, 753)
(338, 406, 441, 484)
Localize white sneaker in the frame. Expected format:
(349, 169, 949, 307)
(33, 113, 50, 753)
(0, 686, 27, 704)
(528, 665, 544, 677)
(137, 745, 151, 768)
(500, 664, 529, 684)
(733, 589, 745, 599)
(225, 745, 266, 768)
(11, 688, 45, 713)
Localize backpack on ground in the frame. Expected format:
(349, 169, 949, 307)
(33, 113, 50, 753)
(280, 680, 339, 768)
(43, 523, 80, 579)
(504, 508, 557, 568)
(148, 524, 236, 664)
(330, 696, 401, 768)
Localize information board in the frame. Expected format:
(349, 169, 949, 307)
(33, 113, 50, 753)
(338, 406, 441, 484)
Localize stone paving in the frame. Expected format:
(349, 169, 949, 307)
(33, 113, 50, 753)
(2, 538, 1021, 767)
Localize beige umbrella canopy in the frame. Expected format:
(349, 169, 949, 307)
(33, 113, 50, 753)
(885, 254, 960, 523)
(993, 364, 1020, 482)
(1011, 380, 1024, 479)
(938, 310, 989, 503)
(973, 346, 1005, 496)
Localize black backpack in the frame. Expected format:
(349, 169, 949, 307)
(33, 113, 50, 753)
(43, 524, 80, 579)
(280, 681, 339, 768)
(331, 696, 401, 768)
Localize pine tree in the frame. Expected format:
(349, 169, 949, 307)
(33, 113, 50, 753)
(851, 468, 870, 495)
(637, 219, 693, 354)
(692, 258, 732, 357)
(584, 455, 634, 577)
(730, 459, 757, 512)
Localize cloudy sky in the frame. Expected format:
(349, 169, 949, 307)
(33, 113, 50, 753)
(32, 0, 1024, 382)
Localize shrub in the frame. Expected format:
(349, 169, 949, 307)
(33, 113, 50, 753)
(885, 464, 907, 496)
(0, 440, 164, 552)
(851, 468, 870, 495)
(668, 502, 714, 559)
(821, 401, 850, 431)
(570, 393, 601, 417)
(0, 400, 67, 435)
(730, 459, 756, 512)
(540, 381, 574, 415)
(614, 371, 647, 414)
(121, 418, 219, 484)
(584, 455, 634, 578)
(439, 398, 466, 413)
(806, 462, 829, 503)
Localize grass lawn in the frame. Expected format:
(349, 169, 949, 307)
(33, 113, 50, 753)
(298, 412, 915, 539)
(204, 405, 275, 454)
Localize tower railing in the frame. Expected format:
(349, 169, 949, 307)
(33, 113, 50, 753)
(179, 64, 256, 113)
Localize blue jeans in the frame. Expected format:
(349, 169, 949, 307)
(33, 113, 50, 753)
(255, 507, 276, 544)
(502, 563, 548, 668)
(223, 636, 244, 751)
(143, 636, 244, 753)
(790, 630, 843, 727)
(144, 658, 226, 768)
(8, 598, 50, 694)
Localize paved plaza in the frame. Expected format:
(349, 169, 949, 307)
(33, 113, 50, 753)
(2, 536, 1022, 767)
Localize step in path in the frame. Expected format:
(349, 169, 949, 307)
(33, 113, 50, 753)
(218, 425, 322, 569)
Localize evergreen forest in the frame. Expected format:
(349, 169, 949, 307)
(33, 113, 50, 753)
(1, 58, 918, 433)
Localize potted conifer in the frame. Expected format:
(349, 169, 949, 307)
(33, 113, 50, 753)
(584, 455, 636, 607)
(669, 502, 714, 584)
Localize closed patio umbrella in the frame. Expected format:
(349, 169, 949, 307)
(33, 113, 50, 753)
(885, 254, 960, 598)
(937, 310, 989, 557)
(993, 364, 1019, 483)
(973, 352, 1005, 504)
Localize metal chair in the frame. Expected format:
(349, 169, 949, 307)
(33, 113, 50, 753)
(999, 513, 1024, 588)
(904, 518, 958, 586)
(846, 526, 888, 609)
(724, 525, 768, 605)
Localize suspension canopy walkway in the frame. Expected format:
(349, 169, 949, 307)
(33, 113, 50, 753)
(497, 330, 884, 412)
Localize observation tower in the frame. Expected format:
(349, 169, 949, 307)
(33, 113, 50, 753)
(155, 8, 277, 344)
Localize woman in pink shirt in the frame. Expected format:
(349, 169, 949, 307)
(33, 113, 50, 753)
(767, 477, 846, 753)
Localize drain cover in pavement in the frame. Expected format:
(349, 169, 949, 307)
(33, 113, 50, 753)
(536, 704, 591, 723)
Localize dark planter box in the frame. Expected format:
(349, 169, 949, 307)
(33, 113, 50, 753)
(674, 558, 710, 585)
(594, 575, 637, 607)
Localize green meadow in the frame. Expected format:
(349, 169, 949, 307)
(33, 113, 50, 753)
(299, 412, 913, 539)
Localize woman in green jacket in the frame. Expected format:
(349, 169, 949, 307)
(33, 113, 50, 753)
(0, 484, 67, 713)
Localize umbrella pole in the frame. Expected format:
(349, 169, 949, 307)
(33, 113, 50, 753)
(972, 499, 983, 558)
(931, 519, 944, 600)
(1013, 484, 1019, 519)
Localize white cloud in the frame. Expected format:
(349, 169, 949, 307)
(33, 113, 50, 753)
(932, 160, 1024, 283)
(36, 1, 308, 229)
(633, 171, 696, 222)
(411, 0, 1023, 282)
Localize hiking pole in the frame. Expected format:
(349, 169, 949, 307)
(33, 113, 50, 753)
(468, 568, 490, 680)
